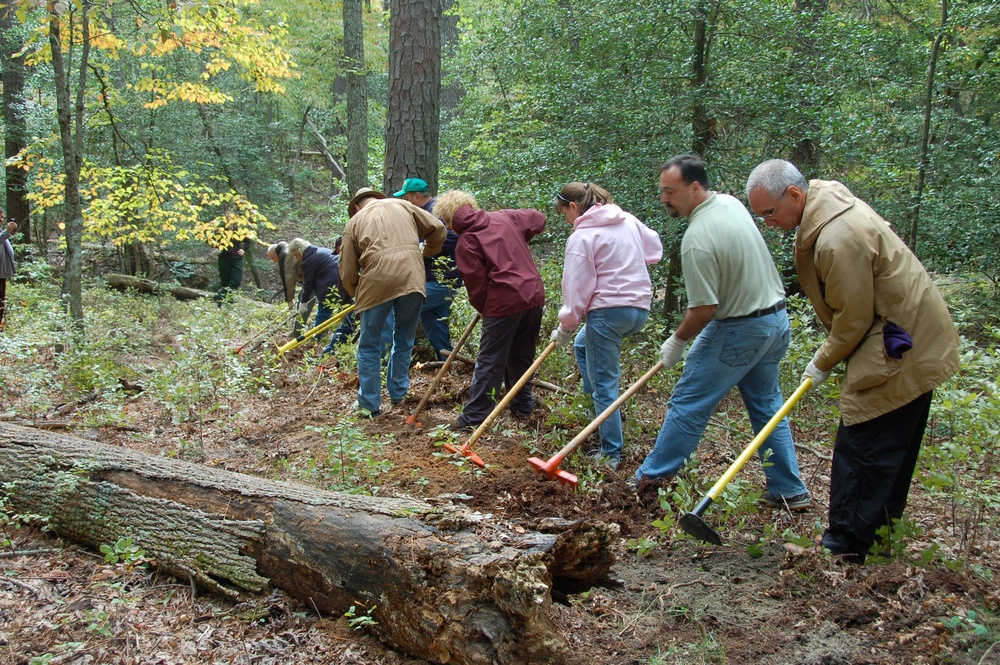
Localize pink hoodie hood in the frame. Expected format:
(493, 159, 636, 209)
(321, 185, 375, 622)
(557, 203, 663, 330)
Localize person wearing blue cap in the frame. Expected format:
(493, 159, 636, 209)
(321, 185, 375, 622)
(747, 159, 960, 564)
(392, 178, 463, 359)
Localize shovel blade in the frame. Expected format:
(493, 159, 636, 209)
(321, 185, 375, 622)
(679, 512, 723, 546)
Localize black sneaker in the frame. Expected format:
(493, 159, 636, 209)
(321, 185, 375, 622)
(759, 490, 811, 511)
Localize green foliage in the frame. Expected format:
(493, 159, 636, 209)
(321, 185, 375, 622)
(100, 537, 146, 566)
(304, 418, 394, 491)
(1, 484, 52, 550)
(343, 604, 379, 631)
(626, 536, 658, 558)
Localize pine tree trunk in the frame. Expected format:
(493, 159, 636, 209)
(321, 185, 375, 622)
(384, 0, 441, 193)
(0, 422, 617, 665)
(344, 0, 368, 195)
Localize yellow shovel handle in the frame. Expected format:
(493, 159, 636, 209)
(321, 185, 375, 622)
(277, 304, 356, 354)
(705, 377, 813, 502)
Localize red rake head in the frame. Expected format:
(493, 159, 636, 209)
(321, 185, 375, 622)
(527, 456, 578, 489)
(443, 442, 485, 468)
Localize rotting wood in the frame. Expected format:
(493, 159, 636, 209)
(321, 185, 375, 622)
(103, 273, 213, 301)
(0, 422, 617, 665)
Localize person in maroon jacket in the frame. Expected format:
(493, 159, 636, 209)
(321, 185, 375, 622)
(433, 190, 546, 430)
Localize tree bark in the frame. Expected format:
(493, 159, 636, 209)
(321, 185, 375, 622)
(1, 4, 30, 241)
(909, 0, 948, 251)
(49, 0, 91, 327)
(0, 423, 616, 665)
(384, 0, 441, 194)
(343, 0, 368, 196)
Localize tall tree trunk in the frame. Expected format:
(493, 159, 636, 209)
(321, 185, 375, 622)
(384, 0, 441, 194)
(909, 0, 948, 251)
(49, 0, 90, 327)
(689, 0, 715, 158)
(662, 0, 716, 321)
(1, 5, 30, 242)
(439, 0, 462, 115)
(343, 0, 368, 195)
(791, 0, 828, 171)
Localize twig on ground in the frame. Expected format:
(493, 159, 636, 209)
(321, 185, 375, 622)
(0, 548, 60, 559)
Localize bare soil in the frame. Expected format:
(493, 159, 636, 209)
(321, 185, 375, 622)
(3, 337, 998, 665)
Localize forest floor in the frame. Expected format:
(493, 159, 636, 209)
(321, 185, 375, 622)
(3, 311, 1000, 665)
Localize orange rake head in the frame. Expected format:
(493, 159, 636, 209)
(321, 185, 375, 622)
(405, 414, 423, 427)
(443, 442, 485, 468)
(527, 456, 578, 488)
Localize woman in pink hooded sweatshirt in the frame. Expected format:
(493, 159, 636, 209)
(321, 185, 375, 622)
(550, 183, 663, 469)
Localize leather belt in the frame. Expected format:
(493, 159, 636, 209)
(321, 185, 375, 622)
(729, 300, 785, 320)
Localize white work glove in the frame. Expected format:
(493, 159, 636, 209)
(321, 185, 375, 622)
(659, 334, 686, 368)
(550, 327, 575, 349)
(801, 355, 831, 390)
(297, 302, 312, 319)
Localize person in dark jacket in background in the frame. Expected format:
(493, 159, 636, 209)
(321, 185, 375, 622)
(287, 238, 353, 355)
(432, 190, 546, 431)
(213, 213, 246, 304)
(0, 208, 17, 330)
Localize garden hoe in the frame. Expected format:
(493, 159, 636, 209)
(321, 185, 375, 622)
(276, 303, 356, 355)
(679, 377, 813, 545)
(234, 308, 300, 355)
(406, 313, 481, 427)
(528, 361, 664, 488)
(444, 339, 559, 468)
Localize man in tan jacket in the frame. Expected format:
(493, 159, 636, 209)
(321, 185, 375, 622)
(746, 159, 960, 563)
(341, 187, 447, 416)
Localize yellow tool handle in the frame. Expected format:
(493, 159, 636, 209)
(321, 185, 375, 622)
(705, 377, 813, 501)
(276, 304, 356, 354)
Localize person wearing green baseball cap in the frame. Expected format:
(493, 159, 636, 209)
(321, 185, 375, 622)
(393, 177, 431, 201)
(389, 177, 462, 359)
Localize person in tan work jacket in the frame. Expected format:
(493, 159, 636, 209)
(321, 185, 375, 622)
(747, 159, 960, 564)
(341, 187, 447, 416)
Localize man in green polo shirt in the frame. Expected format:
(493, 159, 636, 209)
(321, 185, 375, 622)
(632, 154, 810, 513)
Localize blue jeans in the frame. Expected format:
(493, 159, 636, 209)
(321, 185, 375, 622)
(635, 311, 808, 499)
(356, 293, 423, 412)
(573, 307, 649, 460)
(421, 281, 454, 357)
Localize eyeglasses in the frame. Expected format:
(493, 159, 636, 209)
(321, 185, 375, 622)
(754, 187, 789, 223)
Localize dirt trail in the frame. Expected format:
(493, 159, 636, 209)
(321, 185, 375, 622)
(2, 352, 996, 664)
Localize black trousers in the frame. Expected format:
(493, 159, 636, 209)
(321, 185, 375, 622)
(822, 390, 934, 563)
(457, 306, 543, 427)
(214, 254, 244, 302)
(0, 278, 7, 326)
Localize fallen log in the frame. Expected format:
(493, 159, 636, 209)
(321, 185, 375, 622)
(103, 273, 214, 301)
(0, 422, 616, 664)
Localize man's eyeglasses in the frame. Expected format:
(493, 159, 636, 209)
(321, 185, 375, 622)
(754, 187, 789, 223)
